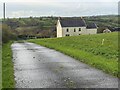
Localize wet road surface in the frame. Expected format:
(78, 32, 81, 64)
(11, 42, 118, 88)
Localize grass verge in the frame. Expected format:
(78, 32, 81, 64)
(2, 41, 15, 88)
(0, 45, 2, 89)
(28, 32, 118, 77)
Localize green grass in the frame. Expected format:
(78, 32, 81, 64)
(2, 42, 15, 88)
(16, 26, 37, 31)
(0, 45, 2, 89)
(28, 32, 118, 77)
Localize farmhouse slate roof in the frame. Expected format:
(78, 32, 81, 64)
(86, 23, 97, 29)
(59, 18, 86, 27)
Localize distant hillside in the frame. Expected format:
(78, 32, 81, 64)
(4, 15, 119, 38)
(83, 15, 119, 33)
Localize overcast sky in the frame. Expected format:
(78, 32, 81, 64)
(0, 0, 119, 18)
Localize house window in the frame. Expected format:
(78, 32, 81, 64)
(74, 28, 76, 32)
(66, 28, 69, 32)
(66, 34, 70, 36)
(79, 28, 81, 31)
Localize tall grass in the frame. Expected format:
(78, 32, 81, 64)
(2, 42, 15, 88)
(0, 45, 2, 89)
(28, 32, 118, 77)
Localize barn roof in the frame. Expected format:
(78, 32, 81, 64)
(59, 18, 86, 27)
(86, 23, 97, 29)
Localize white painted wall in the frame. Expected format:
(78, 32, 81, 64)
(62, 27, 86, 37)
(57, 20, 63, 37)
(86, 29, 97, 34)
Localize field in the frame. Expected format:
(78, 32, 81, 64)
(84, 15, 118, 27)
(2, 42, 15, 88)
(28, 32, 118, 77)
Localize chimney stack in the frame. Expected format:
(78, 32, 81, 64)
(58, 16, 61, 20)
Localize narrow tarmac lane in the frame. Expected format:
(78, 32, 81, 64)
(11, 42, 118, 88)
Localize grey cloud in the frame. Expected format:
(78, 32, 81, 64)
(0, 2, 118, 18)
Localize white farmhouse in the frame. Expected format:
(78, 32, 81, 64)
(56, 17, 97, 37)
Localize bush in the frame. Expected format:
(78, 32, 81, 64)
(2, 24, 17, 43)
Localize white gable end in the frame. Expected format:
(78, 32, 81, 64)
(57, 20, 63, 37)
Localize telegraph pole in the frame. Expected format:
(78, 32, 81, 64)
(3, 3, 6, 21)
